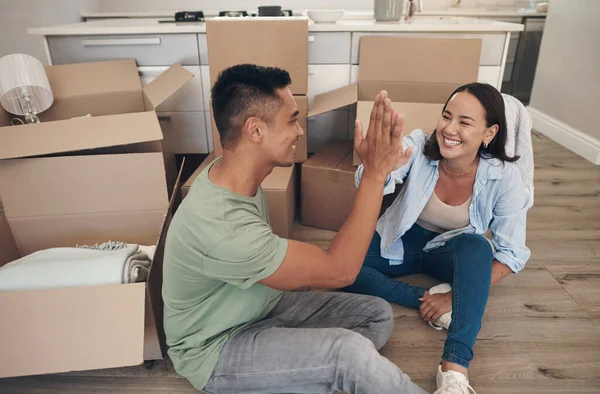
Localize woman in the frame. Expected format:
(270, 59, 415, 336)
(345, 83, 531, 394)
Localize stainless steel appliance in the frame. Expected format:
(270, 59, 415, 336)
(508, 16, 546, 103)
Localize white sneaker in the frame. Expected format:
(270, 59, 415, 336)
(428, 283, 452, 330)
(434, 365, 476, 394)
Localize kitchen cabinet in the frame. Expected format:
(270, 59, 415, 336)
(48, 34, 200, 66)
(158, 111, 210, 154)
(307, 65, 351, 108)
(197, 34, 209, 64)
(477, 66, 502, 89)
(308, 33, 352, 64)
(201, 65, 211, 112)
(139, 65, 204, 112)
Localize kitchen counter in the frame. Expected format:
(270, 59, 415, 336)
(28, 13, 522, 157)
(418, 7, 546, 17)
(28, 16, 523, 36)
(79, 8, 546, 20)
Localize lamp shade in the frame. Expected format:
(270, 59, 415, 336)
(0, 54, 54, 116)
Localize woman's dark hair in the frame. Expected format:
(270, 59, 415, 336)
(423, 82, 519, 162)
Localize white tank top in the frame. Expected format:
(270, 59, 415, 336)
(416, 192, 472, 234)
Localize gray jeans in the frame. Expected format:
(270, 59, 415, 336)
(202, 291, 427, 394)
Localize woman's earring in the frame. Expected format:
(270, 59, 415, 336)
(483, 141, 489, 148)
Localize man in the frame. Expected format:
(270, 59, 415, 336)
(162, 64, 425, 394)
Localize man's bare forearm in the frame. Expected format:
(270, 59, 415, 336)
(326, 174, 385, 283)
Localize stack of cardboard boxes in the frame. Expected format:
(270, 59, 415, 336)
(183, 18, 309, 239)
(0, 60, 190, 378)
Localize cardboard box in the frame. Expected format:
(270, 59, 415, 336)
(0, 59, 191, 378)
(182, 154, 296, 239)
(206, 18, 308, 95)
(0, 59, 193, 193)
(210, 95, 308, 163)
(307, 36, 482, 166)
(301, 139, 357, 231)
(206, 18, 309, 163)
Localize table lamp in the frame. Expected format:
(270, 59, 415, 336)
(0, 54, 54, 124)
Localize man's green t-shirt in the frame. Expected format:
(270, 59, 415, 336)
(162, 158, 288, 390)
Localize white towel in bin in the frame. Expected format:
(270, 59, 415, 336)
(0, 243, 155, 292)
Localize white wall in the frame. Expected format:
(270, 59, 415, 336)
(0, 0, 98, 65)
(528, 0, 600, 164)
(92, 0, 542, 12)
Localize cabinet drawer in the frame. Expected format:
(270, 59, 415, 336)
(307, 65, 351, 108)
(197, 34, 209, 65)
(351, 32, 506, 66)
(308, 33, 351, 64)
(139, 66, 204, 112)
(48, 34, 200, 66)
(477, 66, 501, 89)
(308, 110, 350, 153)
(158, 111, 209, 154)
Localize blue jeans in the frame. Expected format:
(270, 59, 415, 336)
(344, 224, 493, 368)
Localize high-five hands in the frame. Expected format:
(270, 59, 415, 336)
(354, 91, 413, 182)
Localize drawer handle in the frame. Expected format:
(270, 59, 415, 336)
(81, 38, 162, 47)
(308, 66, 315, 75)
(157, 114, 172, 121)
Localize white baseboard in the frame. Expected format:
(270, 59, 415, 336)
(527, 106, 600, 165)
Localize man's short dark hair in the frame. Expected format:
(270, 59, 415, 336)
(211, 64, 291, 149)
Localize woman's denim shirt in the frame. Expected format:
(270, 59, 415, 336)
(355, 129, 531, 273)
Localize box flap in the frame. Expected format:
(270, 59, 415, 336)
(144, 160, 184, 360)
(45, 59, 142, 98)
(308, 84, 358, 117)
(0, 283, 145, 378)
(358, 36, 481, 102)
(353, 101, 444, 166)
(0, 152, 168, 220)
(262, 166, 294, 191)
(40, 59, 145, 120)
(357, 101, 444, 136)
(142, 64, 194, 110)
(206, 19, 308, 95)
(0, 112, 163, 160)
(304, 139, 354, 170)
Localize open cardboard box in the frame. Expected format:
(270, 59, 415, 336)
(0, 165, 183, 379)
(307, 36, 482, 166)
(0, 59, 193, 193)
(182, 153, 296, 239)
(206, 18, 309, 163)
(0, 59, 192, 378)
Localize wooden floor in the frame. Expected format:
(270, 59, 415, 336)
(1, 134, 599, 393)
